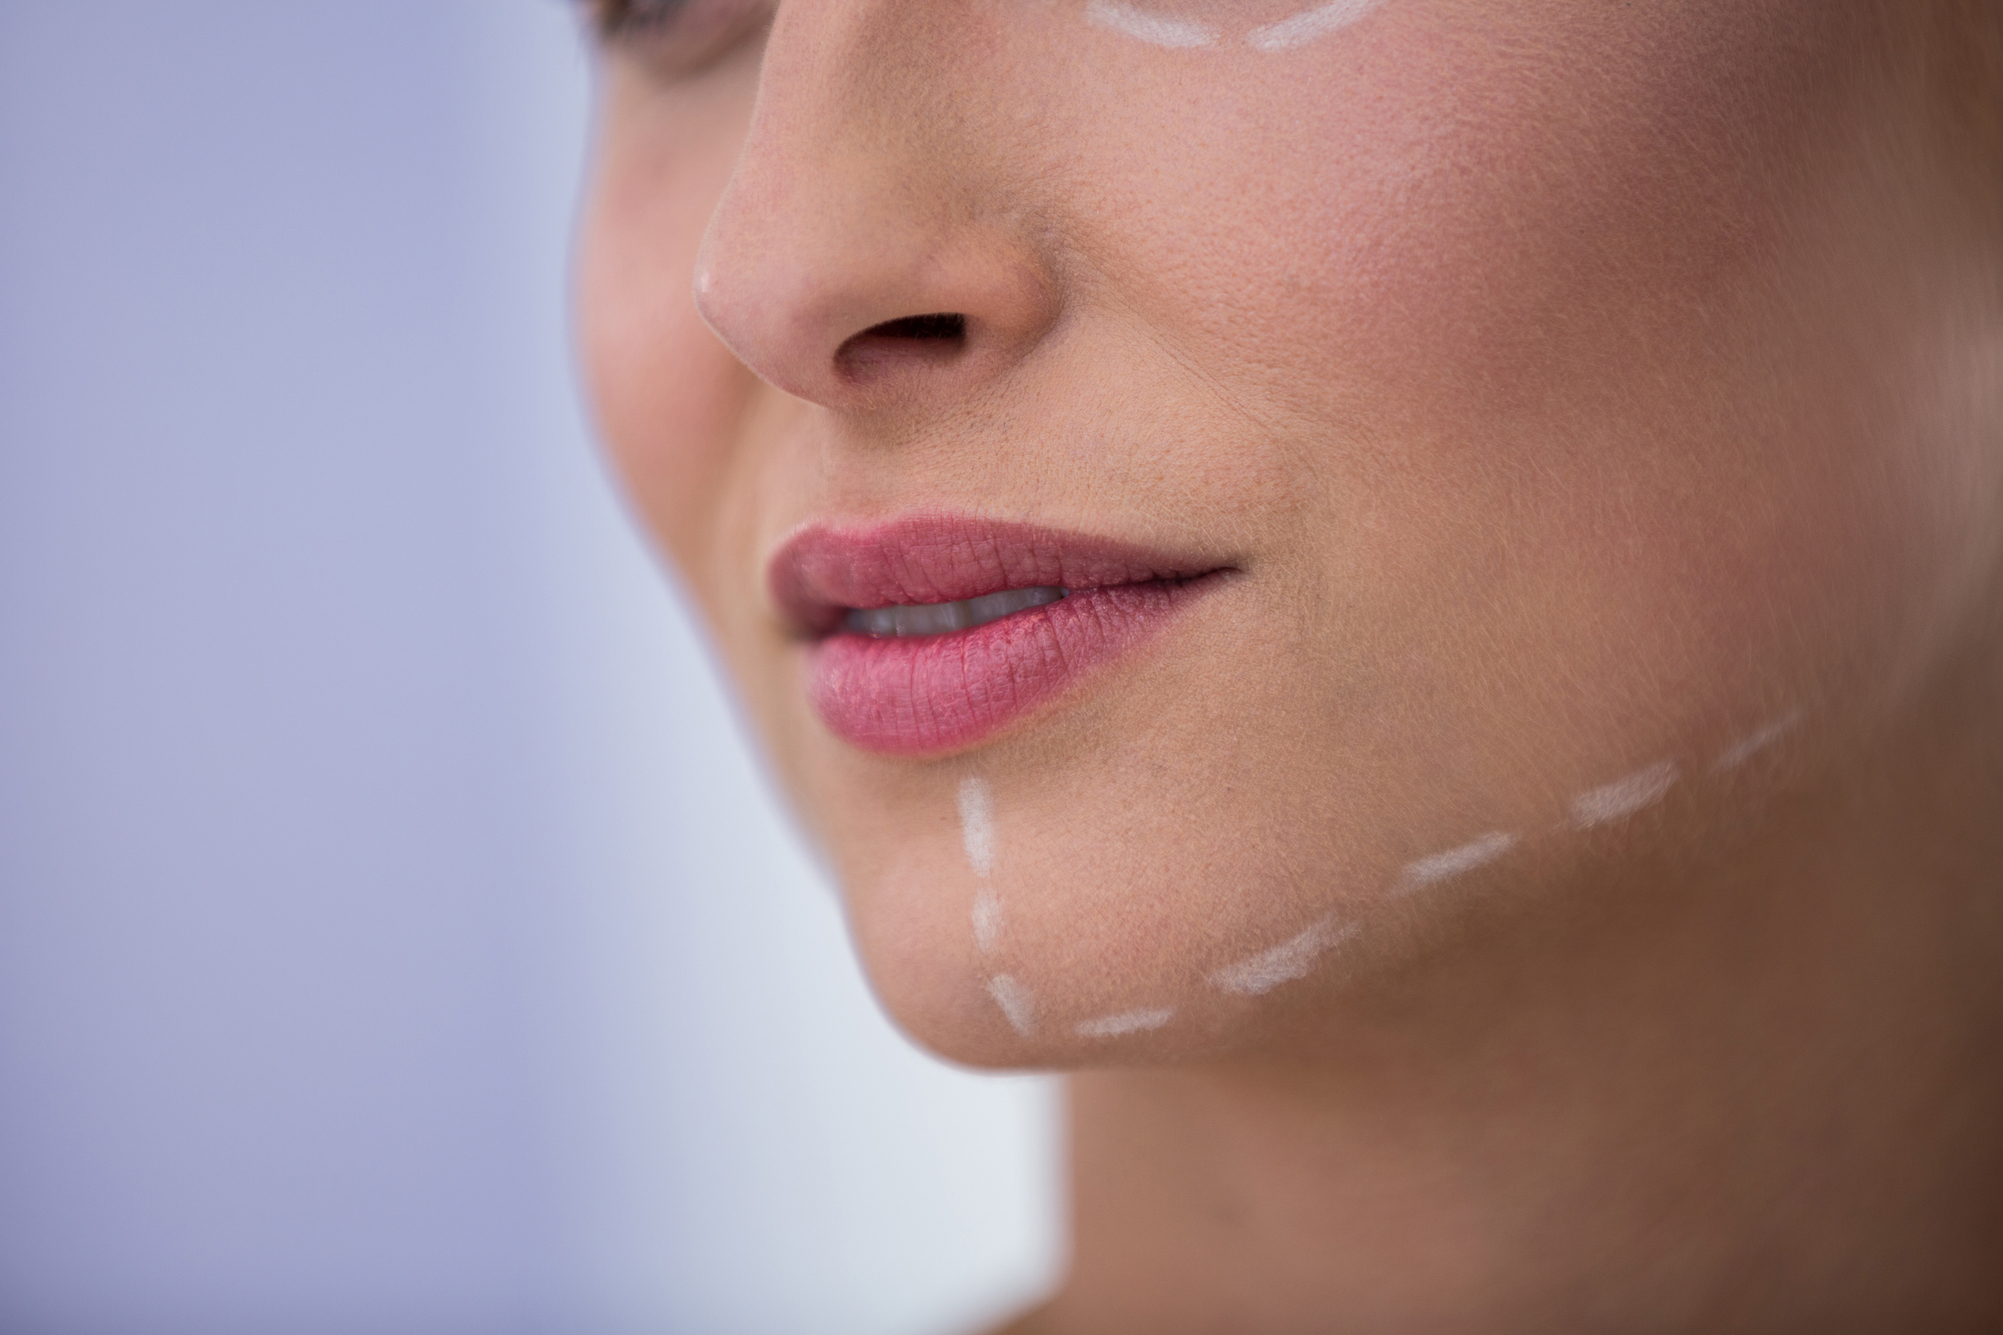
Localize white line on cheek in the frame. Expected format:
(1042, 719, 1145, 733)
(987, 974, 1036, 1036)
(958, 775, 996, 876)
(1209, 912, 1359, 996)
(1711, 709, 1802, 773)
(1396, 830, 1519, 894)
(972, 889, 1002, 954)
(1085, 0, 1218, 49)
(1570, 760, 1680, 829)
(1074, 1006, 1175, 1039)
(1246, 0, 1383, 51)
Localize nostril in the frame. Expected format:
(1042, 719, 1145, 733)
(865, 313, 966, 341)
(835, 312, 968, 381)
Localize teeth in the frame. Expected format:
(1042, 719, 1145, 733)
(844, 586, 1067, 637)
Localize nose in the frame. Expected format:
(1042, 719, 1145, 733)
(693, 2, 1059, 410)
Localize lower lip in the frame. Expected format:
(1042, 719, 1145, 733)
(805, 576, 1220, 755)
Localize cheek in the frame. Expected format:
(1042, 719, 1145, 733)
(837, 4, 1985, 1063)
(578, 71, 760, 591)
(1084, 0, 1944, 719)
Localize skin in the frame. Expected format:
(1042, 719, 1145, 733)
(578, 1, 2003, 1328)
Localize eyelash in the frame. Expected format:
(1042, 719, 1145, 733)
(586, 0, 687, 40)
(581, 0, 774, 78)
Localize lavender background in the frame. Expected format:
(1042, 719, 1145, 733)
(0, 4, 1059, 1332)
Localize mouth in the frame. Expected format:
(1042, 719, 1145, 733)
(840, 584, 1071, 638)
(769, 514, 1233, 756)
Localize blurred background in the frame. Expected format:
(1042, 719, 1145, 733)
(0, 4, 1060, 1332)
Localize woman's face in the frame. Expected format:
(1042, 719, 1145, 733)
(580, 0, 2000, 1064)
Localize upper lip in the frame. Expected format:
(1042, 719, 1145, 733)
(768, 513, 1230, 637)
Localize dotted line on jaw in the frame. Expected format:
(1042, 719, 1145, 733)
(966, 709, 1804, 1037)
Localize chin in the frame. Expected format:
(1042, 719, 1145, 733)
(761, 566, 1748, 1072)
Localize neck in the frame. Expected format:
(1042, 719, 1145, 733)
(1026, 662, 2003, 1332)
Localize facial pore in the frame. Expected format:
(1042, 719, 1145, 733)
(580, 0, 2003, 1065)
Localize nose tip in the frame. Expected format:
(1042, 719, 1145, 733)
(689, 0, 1060, 414)
(693, 197, 1058, 408)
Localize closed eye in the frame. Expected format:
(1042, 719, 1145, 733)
(579, 0, 775, 79)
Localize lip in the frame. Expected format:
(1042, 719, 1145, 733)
(769, 514, 1231, 755)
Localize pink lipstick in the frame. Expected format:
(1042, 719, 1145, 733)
(770, 515, 1229, 755)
